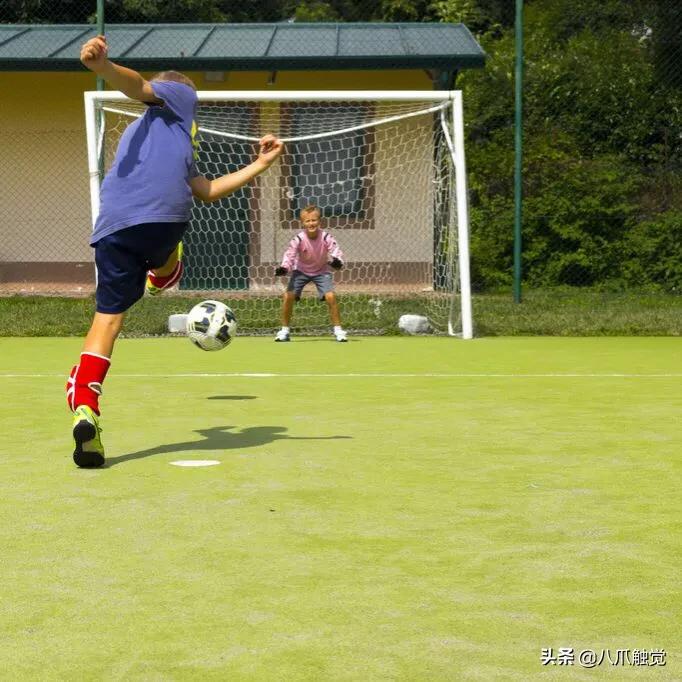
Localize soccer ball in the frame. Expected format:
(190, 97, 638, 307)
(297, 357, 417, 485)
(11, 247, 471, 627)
(186, 300, 237, 351)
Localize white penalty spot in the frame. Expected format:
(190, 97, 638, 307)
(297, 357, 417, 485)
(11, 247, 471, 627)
(170, 460, 221, 467)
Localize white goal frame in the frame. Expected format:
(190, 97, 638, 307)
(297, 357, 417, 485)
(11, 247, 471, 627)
(84, 90, 473, 339)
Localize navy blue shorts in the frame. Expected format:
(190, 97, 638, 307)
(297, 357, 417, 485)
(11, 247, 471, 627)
(94, 222, 187, 314)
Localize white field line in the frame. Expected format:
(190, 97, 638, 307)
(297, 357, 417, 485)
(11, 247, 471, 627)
(0, 372, 681, 379)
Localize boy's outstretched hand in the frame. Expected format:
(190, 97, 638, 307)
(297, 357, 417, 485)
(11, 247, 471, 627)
(258, 135, 284, 167)
(80, 35, 108, 72)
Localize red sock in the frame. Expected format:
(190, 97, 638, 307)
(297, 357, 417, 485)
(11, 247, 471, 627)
(66, 352, 111, 415)
(147, 261, 183, 289)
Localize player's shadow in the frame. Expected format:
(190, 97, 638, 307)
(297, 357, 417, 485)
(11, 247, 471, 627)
(206, 395, 258, 400)
(105, 425, 351, 467)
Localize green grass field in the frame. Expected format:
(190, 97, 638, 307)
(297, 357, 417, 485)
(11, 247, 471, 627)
(0, 336, 679, 680)
(1, 289, 681, 337)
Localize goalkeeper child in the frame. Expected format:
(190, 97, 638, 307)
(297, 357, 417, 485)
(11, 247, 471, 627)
(67, 35, 283, 468)
(274, 204, 348, 343)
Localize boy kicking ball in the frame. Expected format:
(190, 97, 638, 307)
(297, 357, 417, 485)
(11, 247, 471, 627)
(274, 204, 348, 342)
(67, 35, 283, 468)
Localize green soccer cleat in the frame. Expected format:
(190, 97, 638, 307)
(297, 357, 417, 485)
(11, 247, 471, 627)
(72, 405, 105, 468)
(146, 241, 184, 296)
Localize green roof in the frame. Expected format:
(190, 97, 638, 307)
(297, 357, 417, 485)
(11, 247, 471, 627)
(0, 22, 486, 72)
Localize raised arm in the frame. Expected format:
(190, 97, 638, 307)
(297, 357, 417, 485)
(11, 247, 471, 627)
(190, 135, 284, 203)
(80, 35, 160, 104)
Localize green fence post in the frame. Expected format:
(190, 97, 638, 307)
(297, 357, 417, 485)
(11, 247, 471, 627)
(96, 0, 104, 91)
(513, 0, 524, 303)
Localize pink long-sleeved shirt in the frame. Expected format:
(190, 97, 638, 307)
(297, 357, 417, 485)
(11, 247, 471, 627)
(280, 230, 344, 276)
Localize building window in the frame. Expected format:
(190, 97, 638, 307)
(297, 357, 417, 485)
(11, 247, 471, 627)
(280, 103, 375, 229)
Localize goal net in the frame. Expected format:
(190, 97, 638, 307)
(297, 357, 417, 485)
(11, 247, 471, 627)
(85, 91, 472, 338)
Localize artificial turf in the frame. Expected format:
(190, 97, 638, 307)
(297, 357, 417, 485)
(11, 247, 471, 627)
(0, 337, 679, 680)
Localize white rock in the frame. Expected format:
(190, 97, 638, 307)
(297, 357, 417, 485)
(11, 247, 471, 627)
(398, 314, 431, 334)
(168, 313, 189, 333)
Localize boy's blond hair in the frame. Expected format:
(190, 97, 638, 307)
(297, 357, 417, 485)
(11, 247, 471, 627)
(151, 70, 197, 91)
(300, 204, 321, 219)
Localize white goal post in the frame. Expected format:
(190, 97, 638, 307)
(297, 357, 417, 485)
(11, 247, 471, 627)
(84, 90, 473, 339)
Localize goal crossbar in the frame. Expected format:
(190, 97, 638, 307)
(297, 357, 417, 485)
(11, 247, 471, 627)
(100, 101, 451, 144)
(86, 90, 459, 102)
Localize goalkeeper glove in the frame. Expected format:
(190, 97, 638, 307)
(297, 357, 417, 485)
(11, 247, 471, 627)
(330, 258, 343, 270)
(275, 266, 288, 276)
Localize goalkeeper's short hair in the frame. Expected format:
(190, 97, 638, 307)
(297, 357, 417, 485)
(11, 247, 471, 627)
(300, 204, 321, 218)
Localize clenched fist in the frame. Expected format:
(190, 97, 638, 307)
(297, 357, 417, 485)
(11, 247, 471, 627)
(80, 35, 108, 72)
(258, 134, 284, 168)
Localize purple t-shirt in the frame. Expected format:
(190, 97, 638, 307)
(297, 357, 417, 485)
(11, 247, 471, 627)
(91, 80, 199, 245)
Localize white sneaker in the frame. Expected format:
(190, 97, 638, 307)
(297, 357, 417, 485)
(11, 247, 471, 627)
(275, 328, 290, 342)
(334, 329, 348, 342)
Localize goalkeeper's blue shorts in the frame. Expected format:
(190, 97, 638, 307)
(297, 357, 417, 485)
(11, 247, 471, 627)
(94, 222, 187, 314)
(287, 270, 334, 301)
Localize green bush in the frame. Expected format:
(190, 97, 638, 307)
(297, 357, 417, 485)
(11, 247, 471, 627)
(523, 146, 641, 287)
(460, 0, 680, 293)
(622, 211, 682, 292)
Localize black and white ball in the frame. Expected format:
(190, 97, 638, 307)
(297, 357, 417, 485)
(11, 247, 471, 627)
(186, 300, 237, 351)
